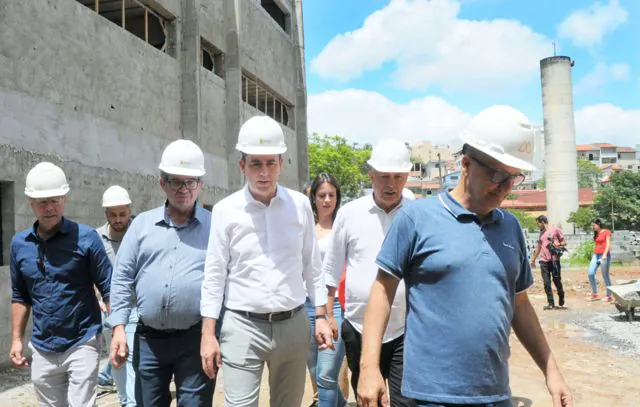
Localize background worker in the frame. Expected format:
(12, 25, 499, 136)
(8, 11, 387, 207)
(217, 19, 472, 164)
(530, 215, 567, 310)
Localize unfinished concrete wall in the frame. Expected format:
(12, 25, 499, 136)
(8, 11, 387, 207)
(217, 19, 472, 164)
(240, 0, 296, 104)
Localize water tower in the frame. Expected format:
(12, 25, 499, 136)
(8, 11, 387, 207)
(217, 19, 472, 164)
(540, 56, 579, 232)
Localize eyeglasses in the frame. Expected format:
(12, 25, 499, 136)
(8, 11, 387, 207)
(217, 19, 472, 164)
(164, 178, 201, 191)
(470, 157, 525, 187)
(32, 197, 65, 207)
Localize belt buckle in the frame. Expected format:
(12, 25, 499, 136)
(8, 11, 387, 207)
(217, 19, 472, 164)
(268, 312, 274, 323)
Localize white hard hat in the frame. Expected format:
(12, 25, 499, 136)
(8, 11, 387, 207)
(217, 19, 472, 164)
(459, 105, 536, 171)
(24, 162, 70, 199)
(402, 188, 416, 200)
(102, 185, 132, 207)
(367, 139, 412, 173)
(158, 139, 206, 177)
(236, 115, 287, 155)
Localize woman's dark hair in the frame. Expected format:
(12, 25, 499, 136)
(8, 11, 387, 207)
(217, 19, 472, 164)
(592, 218, 603, 241)
(309, 173, 341, 224)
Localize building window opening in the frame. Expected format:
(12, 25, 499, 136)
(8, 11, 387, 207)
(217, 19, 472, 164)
(588, 153, 594, 161)
(261, 0, 289, 33)
(242, 73, 292, 128)
(78, 0, 169, 52)
(201, 39, 225, 79)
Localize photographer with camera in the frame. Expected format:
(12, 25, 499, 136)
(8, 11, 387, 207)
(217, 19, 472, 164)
(530, 215, 567, 310)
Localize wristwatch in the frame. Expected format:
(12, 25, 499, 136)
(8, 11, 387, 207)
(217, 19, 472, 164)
(315, 314, 328, 320)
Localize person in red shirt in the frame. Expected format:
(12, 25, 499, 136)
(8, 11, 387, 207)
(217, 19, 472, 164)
(588, 219, 613, 301)
(530, 216, 566, 310)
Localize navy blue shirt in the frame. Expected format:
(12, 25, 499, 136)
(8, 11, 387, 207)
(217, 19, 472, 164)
(10, 218, 112, 353)
(376, 193, 533, 405)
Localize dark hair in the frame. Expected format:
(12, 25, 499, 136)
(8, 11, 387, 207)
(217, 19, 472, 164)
(536, 215, 548, 224)
(309, 173, 341, 224)
(592, 218, 603, 241)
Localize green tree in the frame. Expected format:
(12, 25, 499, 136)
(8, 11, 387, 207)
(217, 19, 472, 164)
(592, 171, 640, 231)
(567, 207, 596, 233)
(505, 209, 538, 232)
(577, 159, 602, 188)
(308, 133, 372, 199)
(536, 159, 602, 189)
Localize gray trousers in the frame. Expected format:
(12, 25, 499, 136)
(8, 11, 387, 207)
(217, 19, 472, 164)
(220, 309, 309, 407)
(29, 336, 101, 407)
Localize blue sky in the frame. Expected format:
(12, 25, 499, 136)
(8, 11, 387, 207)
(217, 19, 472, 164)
(303, 0, 640, 148)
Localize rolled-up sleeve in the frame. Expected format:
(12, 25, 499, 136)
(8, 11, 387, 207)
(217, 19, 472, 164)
(322, 210, 347, 288)
(301, 201, 326, 307)
(88, 230, 112, 300)
(9, 240, 30, 305)
(110, 218, 139, 326)
(201, 206, 230, 319)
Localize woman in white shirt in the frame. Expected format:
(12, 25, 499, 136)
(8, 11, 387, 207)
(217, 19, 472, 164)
(305, 173, 348, 407)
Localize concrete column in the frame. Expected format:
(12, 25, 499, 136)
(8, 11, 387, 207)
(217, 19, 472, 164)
(224, 0, 244, 191)
(179, 0, 202, 145)
(291, 0, 309, 190)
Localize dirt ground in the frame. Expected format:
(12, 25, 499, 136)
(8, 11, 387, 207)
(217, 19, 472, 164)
(1, 266, 639, 407)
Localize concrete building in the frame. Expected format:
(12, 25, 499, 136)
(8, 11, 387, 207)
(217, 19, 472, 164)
(0, 0, 308, 364)
(576, 143, 639, 173)
(540, 56, 579, 230)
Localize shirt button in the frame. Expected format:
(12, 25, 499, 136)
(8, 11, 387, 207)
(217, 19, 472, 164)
(162, 306, 166, 309)
(165, 284, 169, 288)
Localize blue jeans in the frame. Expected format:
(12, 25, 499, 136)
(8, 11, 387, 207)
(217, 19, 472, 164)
(133, 322, 214, 407)
(415, 400, 512, 407)
(588, 253, 612, 296)
(305, 298, 347, 407)
(112, 327, 137, 406)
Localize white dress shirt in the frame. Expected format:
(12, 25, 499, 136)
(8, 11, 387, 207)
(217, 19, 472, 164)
(201, 184, 326, 319)
(322, 194, 409, 343)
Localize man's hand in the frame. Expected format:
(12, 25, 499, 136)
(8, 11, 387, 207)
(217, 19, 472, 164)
(530, 258, 536, 268)
(110, 325, 128, 369)
(98, 300, 107, 314)
(315, 318, 335, 351)
(357, 367, 389, 407)
(327, 315, 339, 341)
(9, 339, 28, 368)
(547, 372, 573, 407)
(200, 334, 222, 379)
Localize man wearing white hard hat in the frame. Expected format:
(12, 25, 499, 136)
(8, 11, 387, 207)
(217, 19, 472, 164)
(110, 140, 216, 406)
(9, 162, 112, 406)
(358, 106, 572, 407)
(200, 115, 334, 406)
(96, 185, 137, 406)
(322, 138, 415, 406)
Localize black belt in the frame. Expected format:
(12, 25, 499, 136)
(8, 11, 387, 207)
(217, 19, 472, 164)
(136, 319, 200, 337)
(229, 304, 304, 322)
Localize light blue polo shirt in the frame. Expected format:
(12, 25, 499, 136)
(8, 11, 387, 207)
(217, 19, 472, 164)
(376, 192, 533, 405)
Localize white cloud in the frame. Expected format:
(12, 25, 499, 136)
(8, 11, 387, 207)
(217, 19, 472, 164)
(310, 0, 551, 92)
(575, 104, 640, 146)
(557, 0, 628, 50)
(307, 89, 471, 146)
(575, 62, 630, 93)
(308, 89, 640, 150)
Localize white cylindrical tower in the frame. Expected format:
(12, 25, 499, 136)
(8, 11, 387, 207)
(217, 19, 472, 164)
(540, 56, 579, 232)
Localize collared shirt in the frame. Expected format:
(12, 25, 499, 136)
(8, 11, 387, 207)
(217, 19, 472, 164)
(376, 192, 533, 404)
(537, 225, 564, 262)
(10, 218, 112, 353)
(97, 223, 139, 329)
(201, 184, 325, 319)
(110, 204, 211, 330)
(322, 194, 409, 343)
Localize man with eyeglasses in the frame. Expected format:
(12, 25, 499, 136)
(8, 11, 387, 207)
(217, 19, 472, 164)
(109, 139, 217, 406)
(357, 106, 573, 407)
(9, 162, 112, 406)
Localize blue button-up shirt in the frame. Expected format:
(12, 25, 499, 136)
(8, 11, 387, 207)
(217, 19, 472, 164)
(10, 218, 112, 353)
(110, 204, 211, 330)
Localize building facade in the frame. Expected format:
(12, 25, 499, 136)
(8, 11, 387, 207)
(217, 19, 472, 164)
(576, 143, 639, 171)
(0, 0, 309, 265)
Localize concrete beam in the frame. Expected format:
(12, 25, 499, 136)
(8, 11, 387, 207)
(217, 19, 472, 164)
(180, 0, 202, 146)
